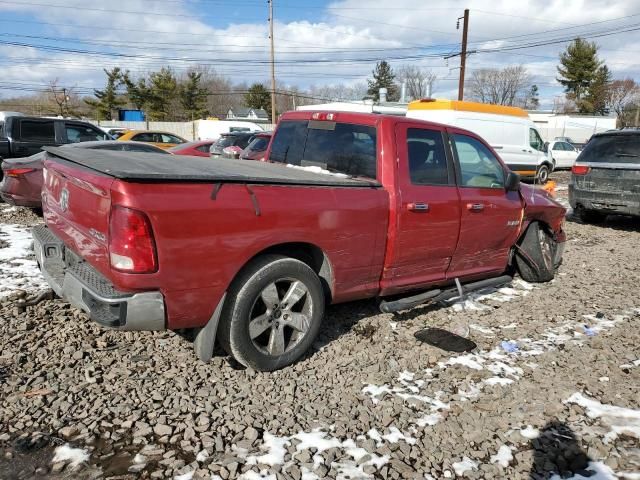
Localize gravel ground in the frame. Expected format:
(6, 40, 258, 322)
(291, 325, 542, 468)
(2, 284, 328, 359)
(0, 173, 639, 480)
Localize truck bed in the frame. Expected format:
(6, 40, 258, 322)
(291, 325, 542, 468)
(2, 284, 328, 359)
(42, 146, 380, 187)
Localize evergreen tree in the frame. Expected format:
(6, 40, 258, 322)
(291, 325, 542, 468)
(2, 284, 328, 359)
(179, 71, 208, 120)
(367, 61, 399, 101)
(122, 71, 150, 111)
(146, 67, 178, 121)
(85, 68, 124, 120)
(527, 85, 540, 109)
(557, 38, 603, 113)
(586, 65, 612, 115)
(244, 83, 271, 112)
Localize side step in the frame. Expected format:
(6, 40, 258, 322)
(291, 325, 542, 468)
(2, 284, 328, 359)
(379, 275, 513, 313)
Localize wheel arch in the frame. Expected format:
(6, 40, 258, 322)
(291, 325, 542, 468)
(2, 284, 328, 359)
(246, 242, 334, 303)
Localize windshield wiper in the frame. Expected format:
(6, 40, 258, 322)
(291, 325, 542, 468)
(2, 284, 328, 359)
(616, 153, 639, 158)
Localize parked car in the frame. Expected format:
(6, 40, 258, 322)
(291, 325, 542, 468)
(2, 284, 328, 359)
(210, 132, 256, 158)
(0, 141, 169, 208)
(240, 132, 272, 161)
(569, 130, 640, 222)
(117, 130, 187, 149)
(406, 99, 552, 183)
(34, 111, 566, 371)
(169, 140, 214, 157)
(547, 140, 580, 169)
(0, 115, 111, 164)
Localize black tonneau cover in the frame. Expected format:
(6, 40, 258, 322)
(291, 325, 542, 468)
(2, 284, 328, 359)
(43, 146, 380, 188)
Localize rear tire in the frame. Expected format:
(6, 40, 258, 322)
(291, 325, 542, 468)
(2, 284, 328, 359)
(577, 208, 607, 224)
(218, 254, 325, 371)
(515, 222, 557, 283)
(536, 164, 551, 184)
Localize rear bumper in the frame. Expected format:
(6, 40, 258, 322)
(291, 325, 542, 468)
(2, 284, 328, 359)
(0, 186, 42, 208)
(32, 225, 165, 330)
(569, 184, 640, 216)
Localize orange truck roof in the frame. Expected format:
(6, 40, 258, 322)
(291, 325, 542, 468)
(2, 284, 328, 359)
(407, 99, 529, 118)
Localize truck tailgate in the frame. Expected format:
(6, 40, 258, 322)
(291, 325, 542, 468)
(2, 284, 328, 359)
(42, 155, 115, 279)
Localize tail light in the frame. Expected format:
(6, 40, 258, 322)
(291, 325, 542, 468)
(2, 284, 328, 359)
(311, 112, 336, 121)
(572, 165, 591, 175)
(5, 168, 35, 177)
(109, 206, 157, 273)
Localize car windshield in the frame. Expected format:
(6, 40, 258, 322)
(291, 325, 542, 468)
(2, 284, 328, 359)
(247, 137, 270, 152)
(578, 135, 640, 164)
(216, 136, 235, 148)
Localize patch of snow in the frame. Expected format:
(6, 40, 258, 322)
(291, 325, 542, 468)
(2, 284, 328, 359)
(490, 445, 513, 467)
(415, 413, 442, 427)
(196, 450, 209, 462)
(367, 428, 383, 446)
(239, 471, 277, 480)
(520, 425, 540, 439)
(389, 321, 397, 330)
(485, 377, 514, 386)
(174, 472, 194, 480)
(133, 453, 146, 464)
(52, 444, 90, 467)
(293, 429, 343, 454)
(442, 354, 484, 370)
(565, 393, 640, 442)
(452, 456, 478, 476)
(381, 427, 416, 445)
(246, 432, 290, 466)
(286, 164, 348, 178)
(0, 224, 48, 298)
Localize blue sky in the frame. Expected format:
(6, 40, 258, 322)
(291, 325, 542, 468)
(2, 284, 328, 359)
(0, 0, 638, 108)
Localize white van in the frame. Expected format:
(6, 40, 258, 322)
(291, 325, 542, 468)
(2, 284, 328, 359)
(196, 120, 264, 141)
(406, 99, 552, 182)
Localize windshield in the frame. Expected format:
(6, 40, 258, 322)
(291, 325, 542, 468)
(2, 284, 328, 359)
(578, 135, 640, 164)
(216, 136, 235, 148)
(247, 137, 270, 152)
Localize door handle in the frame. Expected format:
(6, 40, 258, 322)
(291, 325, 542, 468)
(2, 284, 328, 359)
(522, 149, 532, 153)
(407, 202, 430, 212)
(467, 203, 484, 212)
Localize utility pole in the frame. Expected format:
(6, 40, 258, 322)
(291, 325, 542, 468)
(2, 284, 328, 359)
(458, 9, 469, 101)
(268, 0, 277, 125)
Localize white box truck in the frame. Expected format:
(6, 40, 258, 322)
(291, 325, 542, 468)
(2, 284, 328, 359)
(406, 99, 553, 183)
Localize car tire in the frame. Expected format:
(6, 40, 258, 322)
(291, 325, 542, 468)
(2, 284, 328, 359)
(577, 208, 607, 224)
(536, 164, 550, 184)
(515, 222, 557, 283)
(217, 254, 325, 371)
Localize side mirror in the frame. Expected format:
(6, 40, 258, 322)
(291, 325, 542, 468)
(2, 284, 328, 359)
(505, 171, 520, 192)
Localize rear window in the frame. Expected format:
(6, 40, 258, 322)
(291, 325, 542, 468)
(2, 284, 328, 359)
(247, 136, 270, 152)
(578, 135, 640, 164)
(269, 120, 377, 179)
(20, 120, 55, 142)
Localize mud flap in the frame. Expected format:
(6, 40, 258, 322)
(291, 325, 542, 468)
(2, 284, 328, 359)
(194, 292, 226, 362)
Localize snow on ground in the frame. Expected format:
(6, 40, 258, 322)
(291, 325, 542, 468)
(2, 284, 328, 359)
(490, 445, 514, 468)
(565, 392, 640, 443)
(51, 444, 90, 467)
(0, 223, 47, 298)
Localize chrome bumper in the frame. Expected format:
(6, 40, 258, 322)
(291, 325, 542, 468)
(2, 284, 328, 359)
(32, 225, 165, 330)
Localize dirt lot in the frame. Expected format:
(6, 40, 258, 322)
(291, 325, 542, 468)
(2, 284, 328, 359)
(0, 172, 638, 480)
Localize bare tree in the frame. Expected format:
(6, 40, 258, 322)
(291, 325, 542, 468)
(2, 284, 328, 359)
(397, 65, 437, 100)
(469, 66, 532, 106)
(607, 78, 640, 126)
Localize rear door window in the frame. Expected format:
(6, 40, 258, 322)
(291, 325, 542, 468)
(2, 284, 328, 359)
(196, 143, 212, 153)
(65, 123, 106, 143)
(578, 135, 640, 164)
(19, 120, 55, 142)
(269, 120, 377, 179)
(132, 133, 154, 142)
(407, 128, 451, 185)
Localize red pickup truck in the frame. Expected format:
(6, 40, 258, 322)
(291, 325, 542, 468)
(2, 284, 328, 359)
(34, 111, 566, 371)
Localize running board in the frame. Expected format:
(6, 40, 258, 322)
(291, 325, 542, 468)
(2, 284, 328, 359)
(379, 275, 513, 313)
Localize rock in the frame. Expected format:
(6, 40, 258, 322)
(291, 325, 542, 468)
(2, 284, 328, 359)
(154, 424, 173, 437)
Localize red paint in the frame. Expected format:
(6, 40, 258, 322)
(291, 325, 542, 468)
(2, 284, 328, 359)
(168, 140, 214, 157)
(42, 111, 566, 330)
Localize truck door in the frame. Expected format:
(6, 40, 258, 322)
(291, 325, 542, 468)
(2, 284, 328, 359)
(447, 130, 524, 278)
(13, 118, 59, 157)
(381, 123, 461, 294)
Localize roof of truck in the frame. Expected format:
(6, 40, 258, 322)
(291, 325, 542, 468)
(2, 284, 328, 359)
(407, 99, 529, 118)
(42, 146, 381, 187)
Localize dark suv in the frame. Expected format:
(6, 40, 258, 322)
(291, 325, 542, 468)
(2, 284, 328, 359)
(569, 129, 640, 222)
(0, 115, 110, 160)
